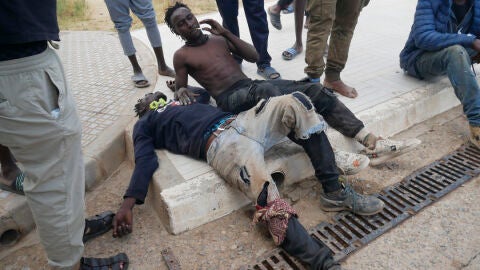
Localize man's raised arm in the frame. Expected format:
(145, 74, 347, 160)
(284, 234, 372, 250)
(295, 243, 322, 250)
(200, 18, 259, 63)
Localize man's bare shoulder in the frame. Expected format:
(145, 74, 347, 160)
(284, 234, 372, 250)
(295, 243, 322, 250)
(173, 46, 188, 60)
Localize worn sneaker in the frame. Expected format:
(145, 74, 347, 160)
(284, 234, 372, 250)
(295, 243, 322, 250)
(470, 125, 480, 148)
(320, 185, 384, 216)
(334, 150, 369, 175)
(362, 138, 421, 166)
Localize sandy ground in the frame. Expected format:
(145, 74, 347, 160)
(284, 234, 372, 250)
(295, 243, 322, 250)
(1, 106, 478, 269)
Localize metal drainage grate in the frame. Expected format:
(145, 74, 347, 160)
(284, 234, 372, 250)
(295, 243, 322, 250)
(242, 144, 480, 269)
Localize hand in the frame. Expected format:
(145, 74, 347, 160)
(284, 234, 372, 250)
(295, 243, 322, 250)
(199, 19, 227, 36)
(113, 197, 135, 238)
(175, 87, 199, 105)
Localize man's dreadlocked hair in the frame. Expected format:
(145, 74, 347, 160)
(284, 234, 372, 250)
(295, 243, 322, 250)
(164, 2, 189, 36)
(134, 92, 167, 118)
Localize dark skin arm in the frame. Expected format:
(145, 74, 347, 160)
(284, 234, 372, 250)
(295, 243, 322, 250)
(200, 19, 259, 63)
(173, 50, 199, 105)
(113, 197, 136, 238)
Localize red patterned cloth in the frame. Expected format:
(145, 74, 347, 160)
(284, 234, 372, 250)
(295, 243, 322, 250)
(253, 198, 297, 245)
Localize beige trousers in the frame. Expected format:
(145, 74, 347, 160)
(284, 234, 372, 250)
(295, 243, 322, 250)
(0, 47, 85, 269)
(206, 93, 325, 202)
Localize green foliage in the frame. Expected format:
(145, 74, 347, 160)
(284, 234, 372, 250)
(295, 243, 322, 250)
(57, 0, 87, 20)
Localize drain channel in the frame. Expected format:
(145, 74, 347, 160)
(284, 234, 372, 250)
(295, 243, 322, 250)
(242, 144, 480, 269)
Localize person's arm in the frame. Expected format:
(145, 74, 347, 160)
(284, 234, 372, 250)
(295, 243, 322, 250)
(113, 120, 159, 238)
(200, 18, 259, 63)
(411, 0, 475, 51)
(173, 50, 198, 105)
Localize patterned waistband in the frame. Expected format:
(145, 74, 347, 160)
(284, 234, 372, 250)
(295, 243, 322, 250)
(203, 115, 236, 139)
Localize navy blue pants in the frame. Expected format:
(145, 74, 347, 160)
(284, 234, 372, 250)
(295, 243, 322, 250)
(215, 0, 272, 69)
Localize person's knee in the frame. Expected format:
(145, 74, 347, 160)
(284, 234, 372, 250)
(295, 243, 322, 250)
(446, 45, 470, 64)
(139, 14, 157, 29)
(114, 20, 132, 33)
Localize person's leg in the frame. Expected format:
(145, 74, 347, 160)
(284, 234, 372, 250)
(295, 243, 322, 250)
(323, 0, 363, 98)
(215, 0, 243, 64)
(130, 0, 174, 77)
(206, 128, 337, 269)
(242, 0, 279, 78)
(304, 0, 336, 81)
(0, 48, 85, 268)
(416, 45, 480, 147)
(105, 0, 150, 88)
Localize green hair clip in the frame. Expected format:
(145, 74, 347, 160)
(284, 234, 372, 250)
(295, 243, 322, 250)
(149, 98, 167, 110)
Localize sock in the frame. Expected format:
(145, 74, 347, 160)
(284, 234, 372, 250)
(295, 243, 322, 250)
(354, 128, 377, 149)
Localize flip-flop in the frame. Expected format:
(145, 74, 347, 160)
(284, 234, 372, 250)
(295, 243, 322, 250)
(0, 172, 25, 195)
(257, 66, 281, 80)
(83, 211, 115, 243)
(268, 8, 282, 30)
(81, 252, 129, 270)
(131, 73, 150, 88)
(282, 47, 301, 60)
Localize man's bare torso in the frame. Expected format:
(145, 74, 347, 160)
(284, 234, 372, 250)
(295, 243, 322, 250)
(175, 35, 248, 97)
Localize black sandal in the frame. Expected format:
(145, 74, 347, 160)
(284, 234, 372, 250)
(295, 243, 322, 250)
(83, 211, 115, 243)
(80, 252, 129, 270)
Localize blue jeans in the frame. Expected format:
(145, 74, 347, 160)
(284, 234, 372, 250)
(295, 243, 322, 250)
(104, 0, 162, 56)
(416, 45, 480, 126)
(215, 0, 272, 69)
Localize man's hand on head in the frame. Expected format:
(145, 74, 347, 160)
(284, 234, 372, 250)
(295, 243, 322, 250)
(199, 19, 227, 36)
(175, 87, 199, 105)
(113, 197, 136, 238)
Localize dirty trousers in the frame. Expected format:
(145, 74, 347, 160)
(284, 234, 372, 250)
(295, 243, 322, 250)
(0, 47, 85, 269)
(206, 93, 339, 202)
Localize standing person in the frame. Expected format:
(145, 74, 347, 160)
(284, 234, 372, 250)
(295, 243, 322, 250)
(0, 1, 128, 268)
(304, 0, 370, 98)
(215, 0, 282, 80)
(104, 0, 175, 88)
(400, 0, 480, 147)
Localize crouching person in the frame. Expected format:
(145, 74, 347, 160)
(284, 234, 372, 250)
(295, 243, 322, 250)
(114, 89, 384, 269)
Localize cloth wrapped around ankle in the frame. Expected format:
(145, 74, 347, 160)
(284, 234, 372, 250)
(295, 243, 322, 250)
(253, 198, 297, 245)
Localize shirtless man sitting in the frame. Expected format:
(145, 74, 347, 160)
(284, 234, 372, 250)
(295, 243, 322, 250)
(164, 2, 421, 166)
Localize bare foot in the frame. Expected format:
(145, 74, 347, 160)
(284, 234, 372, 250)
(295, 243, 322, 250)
(166, 80, 176, 92)
(323, 79, 358, 98)
(159, 67, 175, 78)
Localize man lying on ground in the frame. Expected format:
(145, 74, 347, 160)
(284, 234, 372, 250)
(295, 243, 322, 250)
(113, 89, 385, 269)
(164, 2, 421, 166)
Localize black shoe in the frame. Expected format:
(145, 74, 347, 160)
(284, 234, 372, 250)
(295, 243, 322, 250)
(320, 185, 384, 216)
